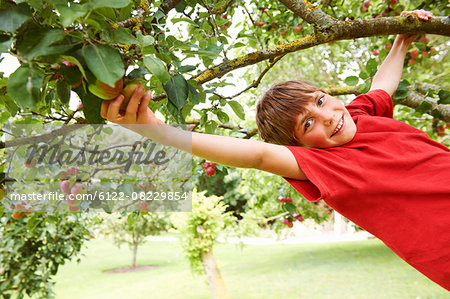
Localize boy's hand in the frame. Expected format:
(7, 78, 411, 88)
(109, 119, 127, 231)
(397, 10, 433, 45)
(101, 83, 164, 125)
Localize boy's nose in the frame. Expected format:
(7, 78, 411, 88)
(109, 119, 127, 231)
(319, 111, 334, 126)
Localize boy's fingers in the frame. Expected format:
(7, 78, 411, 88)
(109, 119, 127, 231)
(126, 84, 145, 114)
(100, 101, 110, 119)
(107, 95, 125, 121)
(139, 91, 152, 114)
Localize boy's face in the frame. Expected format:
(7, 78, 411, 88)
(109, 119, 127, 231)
(294, 92, 357, 148)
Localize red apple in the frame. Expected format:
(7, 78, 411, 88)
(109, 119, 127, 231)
(384, 43, 392, 50)
(282, 218, 290, 225)
(278, 196, 286, 203)
(66, 166, 79, 176)
(138, 201, 149, 212)
(59, 180, 71, 195)
(205, 167, 216, 176)
(372, 49, 380, 56)
(294, 26, 302, 33)
(419, 36, 429, 43)
(408, 58, 416, 65)
(203, 162, 210, 169)
(410, 50, 419, 58)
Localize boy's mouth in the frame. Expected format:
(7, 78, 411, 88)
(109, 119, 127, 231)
(331, 116, 344, 137)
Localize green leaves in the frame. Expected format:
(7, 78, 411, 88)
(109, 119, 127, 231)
(17, 28, 71, 60)
(143, 55, 170, 84)
(438, 90, 450, 105)
(48, 0, 131, 27)
(163, 75, 188, 110)
(366, 58, 378, 77)
(344, 76, 359, 86)
(392, 80, 410, 100)
(82, 44, 124, 87)
(0, 3, 31, 33)
(228, 101, 245, 120)
(7, 65, 44, 108)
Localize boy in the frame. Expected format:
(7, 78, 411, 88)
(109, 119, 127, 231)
(102, 10, 450, 291)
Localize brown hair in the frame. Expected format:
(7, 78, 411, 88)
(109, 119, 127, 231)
(256, 80, 324, 145)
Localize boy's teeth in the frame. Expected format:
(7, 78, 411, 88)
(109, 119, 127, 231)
(333, 117, 343, 135)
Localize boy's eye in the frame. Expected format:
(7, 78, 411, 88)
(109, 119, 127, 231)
(305, 120, 312, 129)
(318, 96, 324, 106)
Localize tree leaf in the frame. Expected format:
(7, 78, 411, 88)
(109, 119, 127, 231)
(7, 65, 44, 108)
(188, 82, 200, 105)
(228, 101, 245, 120)
(163, 75, 188, 110)
(114, 28, 137, 44)
(366, 58, 378, 77)
(438, 90, 450, 105)
(344, 76, 359, 86)
(143, 55, 170, 84)
(17, 28, 71, 59)
(56, 80, 71, 104)
(82, 44, 124, 87)
(0, 3, 31, 33)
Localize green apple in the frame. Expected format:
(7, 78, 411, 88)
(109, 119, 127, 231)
(88, 78, 124, 100)
(119, 80, 142, 110)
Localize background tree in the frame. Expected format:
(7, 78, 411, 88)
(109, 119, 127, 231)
(102, 212, 170, 268)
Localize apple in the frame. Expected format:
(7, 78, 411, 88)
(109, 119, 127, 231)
(280, 30, 288, 36)
(71, 182, 84, 196)
(263, 8, 269, 13)
(372, 49, 380, 56)
(287, 221, 293, 228)
(282, 218, 290, 225)
(203, 162, 210, 169)
(88, 78, 124, 100)
(220, 25, 228, 30)
(206, 167, 216, 176)
(408, 58, 416, 64)
(138, 201, 149, 212)
(119, 81, 141, 110)
(12, 211, 24, 220)
(384, 43, 392, 50)
(69, 205, 80, 212)
(410, 50, 419, 58)
(257, 22, 264, 28)
(278, 196, 286, 202)
(294, 25, 302, 33)
(364, 0, 370, 6)
(59, 180, 71, 194)
(210, 162, 216, 168)
(422, 51, 429, 57)
(361, 5, 368, 12)
(419, 36, 429, 43)
(66, 166, 79, 176)
(437, 126, 445, 136)
(61, 59, 75, 67)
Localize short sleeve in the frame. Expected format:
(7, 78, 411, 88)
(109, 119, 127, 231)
(346, 89, 393, 118)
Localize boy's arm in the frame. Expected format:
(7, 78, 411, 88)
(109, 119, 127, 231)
(369, 10, 432, 96)
(101, 86, 308, 181)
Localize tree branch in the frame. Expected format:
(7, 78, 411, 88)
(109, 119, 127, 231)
(193, 16, 450, 84)
(278, 0, 337, 26)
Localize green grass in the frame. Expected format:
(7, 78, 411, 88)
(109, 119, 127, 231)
(53, 238, 449, 299)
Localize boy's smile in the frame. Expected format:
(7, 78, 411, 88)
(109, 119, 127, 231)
(294, 92, 357, 148)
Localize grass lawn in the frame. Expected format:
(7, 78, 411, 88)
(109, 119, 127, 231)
(53, 237, 449, 299)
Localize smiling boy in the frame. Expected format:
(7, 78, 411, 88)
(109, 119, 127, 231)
(102, 10, 450, 291)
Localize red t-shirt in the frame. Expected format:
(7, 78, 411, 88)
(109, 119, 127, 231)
(284, 89, 450, 290)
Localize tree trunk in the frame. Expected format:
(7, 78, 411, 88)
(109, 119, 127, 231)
(132, 232, 138, 268)
(201, 247, 231, 299)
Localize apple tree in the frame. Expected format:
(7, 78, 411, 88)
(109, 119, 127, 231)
(0, 0, 449, 298)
